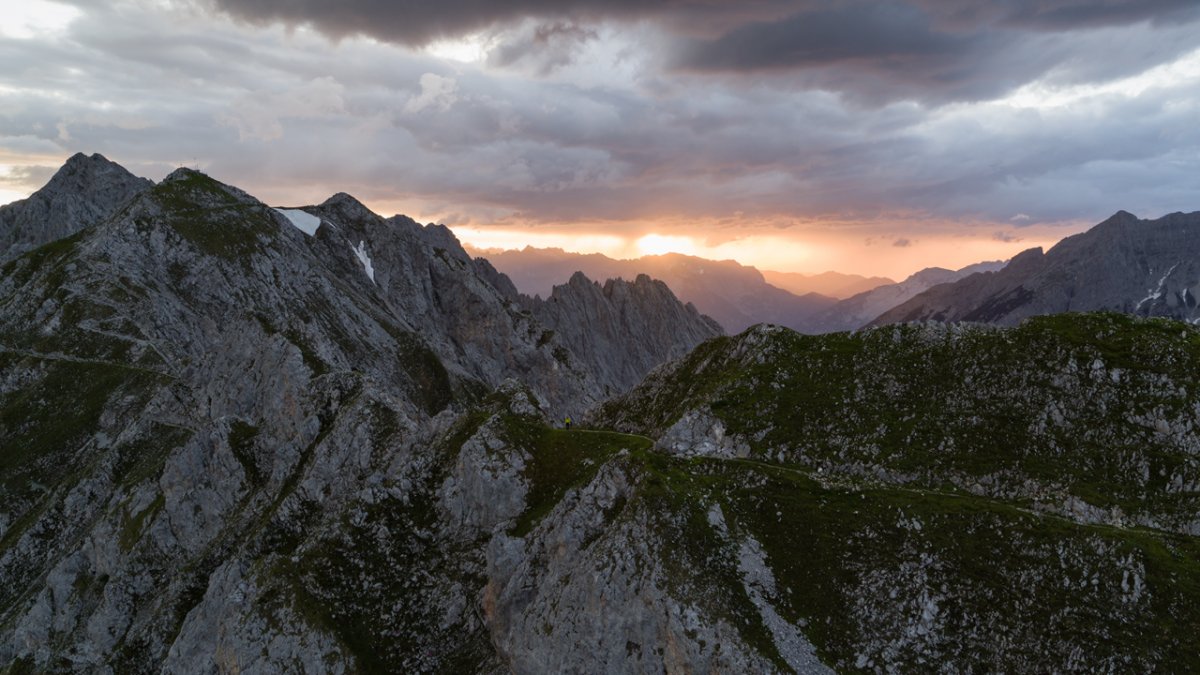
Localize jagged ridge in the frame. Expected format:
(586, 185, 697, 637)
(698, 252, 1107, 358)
(0, 153, 151, 263)
(0, 160, 725, 672)
(872, 210, 1200, 327)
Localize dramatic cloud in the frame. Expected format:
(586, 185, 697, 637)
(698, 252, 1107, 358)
(207, 0, 669, 46)
(2, 0, 1199, 277)
(207, 0, 1200, 103)
(671, 2, 1200, 103)
(404, 73, 459, 113)
(206, 0, 1200, 46)
(217, 77, 346, 141)
(486, 22, 599, 75)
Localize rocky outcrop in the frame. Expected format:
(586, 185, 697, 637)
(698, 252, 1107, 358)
(6, 155, 1200, 673)
(0, 153, 152, 262)
(590, 315, 1200, 671)
(872, 210, 1200, 326)
(0, 159, 742, 672)
(525, 272, 723, 400)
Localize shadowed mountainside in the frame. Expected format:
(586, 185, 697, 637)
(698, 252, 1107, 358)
(873, 211, 1200, 327)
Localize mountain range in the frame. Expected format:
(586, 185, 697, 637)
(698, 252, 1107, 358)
(3, 154, 1200, 672)
(477, 244, 1005, 334)
(0, 156, 723, 671)
(475, 246, 839, 334)
(759, 269, 894, 299)
(802, 260, 1006, 333)
(873, 210, 1200, 327)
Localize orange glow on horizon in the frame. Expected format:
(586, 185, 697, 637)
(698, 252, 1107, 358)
(1, 180, 1081, 281)
(635, 234, 697, 257)
(450, 221, 1083, 281)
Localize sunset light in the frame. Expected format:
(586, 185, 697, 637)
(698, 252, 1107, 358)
(7, 1, 1200, 669)
(3, 0, 1197, 282)
(635, 234, 697, 257)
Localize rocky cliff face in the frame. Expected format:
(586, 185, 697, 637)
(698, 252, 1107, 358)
(872, 210, 1200, 327)
(0, 159, 743, 673)
(5, 156, 1200, 673)
(592, 314, 1200, 671)
(0, 153, 152, 263)
(524, 272, 723, 400)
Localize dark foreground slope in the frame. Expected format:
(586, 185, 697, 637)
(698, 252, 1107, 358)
(3, 157, 1199, 673)
(592, 314, 1200, 672)
(0, 165, 724, 672)
(874, 210, 1200, 327)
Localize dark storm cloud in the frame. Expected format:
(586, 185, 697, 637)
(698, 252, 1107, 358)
(207, 0, 673, 45)
(676, 4, 973, 72)
(205, 0, 1200, 46)
(487, 22, 598, 75)
(203, 0, 1200, 105)
(6, 0, 1200, 250)
(922, 0, 1200, 31)
(671, 1, 1200, 102)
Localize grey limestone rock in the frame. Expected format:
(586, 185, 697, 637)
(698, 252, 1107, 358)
(0, 157, 743, 673)
(872, 210, 1200, 327)
(525, 271, 723, 399)
(0, 152, 152, 263)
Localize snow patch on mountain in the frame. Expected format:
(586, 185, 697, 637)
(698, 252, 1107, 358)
(352, 239, 375, 282)
(275, 208, 321, 236)
(1137, 262, 1179, 310)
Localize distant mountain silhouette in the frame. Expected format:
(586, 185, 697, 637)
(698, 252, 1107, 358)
(804, 260, 1006, 333)
(761, 268, 894, 299)
(475, 246, 837, 333)
(872, 211, 1200, 326)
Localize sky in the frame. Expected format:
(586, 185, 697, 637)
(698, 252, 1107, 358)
(2, 0, 1200, 279)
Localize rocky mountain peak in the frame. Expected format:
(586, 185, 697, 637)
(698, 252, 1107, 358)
(160, 166, 201, 183)
(399, 218, 470, 259)
(1101, 209, 1139, 225)
(529, 271, 723, 398)
(156, 168, 259, 205)
(566, 269, 593, 288)
(1003, 246, 1045, 275)
(319, 191, 377, 222)
(46, 152, 125, 188)
(871, 210, 1200, 327)
(0, 152, 152, 262)
(905, 266, 956, 285)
